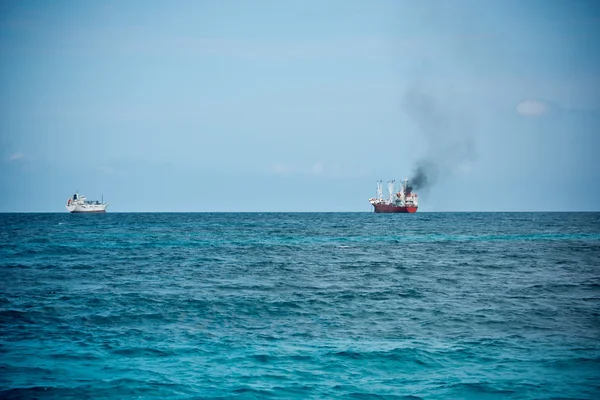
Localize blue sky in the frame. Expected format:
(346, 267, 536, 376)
(1, 0, 599, 211)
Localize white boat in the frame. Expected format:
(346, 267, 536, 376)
(66, 192, 108, 213)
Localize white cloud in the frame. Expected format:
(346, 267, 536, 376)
(99, 166, 115, 174)
(516, 100, 547, 116)
(311, 162, 323, 175)
(270, 162, 291, 175)
(7, 152, 25, 162)
(454, 162, 472, 175)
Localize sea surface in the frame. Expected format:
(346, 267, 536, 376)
(1, 212, 599, 399)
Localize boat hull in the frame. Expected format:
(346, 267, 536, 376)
(66, 204, 108, 213)
(372, 204, 417, 213)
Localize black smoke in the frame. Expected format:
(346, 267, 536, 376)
(403, 84, 475, 191)
(410, 161, 433, 191)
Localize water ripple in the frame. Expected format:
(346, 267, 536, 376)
(1, 212, 599, 398)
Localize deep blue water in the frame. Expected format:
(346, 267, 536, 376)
(1, 212, 599, 399)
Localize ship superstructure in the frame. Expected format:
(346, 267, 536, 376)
(66, 192, 108, 213)
(369, 178, 418, 213)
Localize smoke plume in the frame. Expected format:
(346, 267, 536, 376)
(403, 84, 475, 191)
(410, 161, 432, 190)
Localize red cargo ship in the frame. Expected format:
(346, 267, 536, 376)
(369, 178, 418, 213)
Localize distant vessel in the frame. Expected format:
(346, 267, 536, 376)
(66, 192, 108, 213)
(369, 179, 418, 213)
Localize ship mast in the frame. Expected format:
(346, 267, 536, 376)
(376, 180, 383, 200)
(387, 180, 395, 202)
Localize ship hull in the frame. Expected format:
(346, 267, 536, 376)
(66, 204, 108, 213)
(372, 204, 417, 213)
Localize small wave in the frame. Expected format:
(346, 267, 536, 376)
(271, 384, 316, 396)
(442, 381, 516, 395)
(544, 356, 600, 368)
(251, 354, 272, 363)
(0, 365, 54, 376)
(348, 393, 423, 400)
(111, 347, 174, 357)
(2, 264, 30, 269)
(329, 348, 434, 366)
(0, 387, 58, 399)
(0, 309, 33, 323)
(29, 237, 51, 244)
(14, 245, 92, 257)
(232, 386, 273, 396)
(49, 351, 101, 361)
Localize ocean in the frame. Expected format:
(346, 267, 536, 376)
(1, 212, 599, 399)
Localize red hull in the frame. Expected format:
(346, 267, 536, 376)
(373, 204, 418, 213)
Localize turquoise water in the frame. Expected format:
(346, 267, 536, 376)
(1, 212, 599, 399)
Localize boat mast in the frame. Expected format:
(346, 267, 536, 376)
(377, 180, 383, 200)
(387, 180, 395, 202)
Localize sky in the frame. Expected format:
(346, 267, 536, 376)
(1, 0, 599, 212)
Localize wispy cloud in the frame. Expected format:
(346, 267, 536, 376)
(516, 99, 598, 118)
(270, 162, 292, 175)
(120, 35, 400, 60)
(6, 152, 26, 162)
(516, 100, 547, 117)
(311, 161, 323, 175)
(99, 166, 115, 174)
(454, 161, 473, 175)
(7, 27, 427, 61)
(269, 161, 368, 178)
(270, 161, 324, 176)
